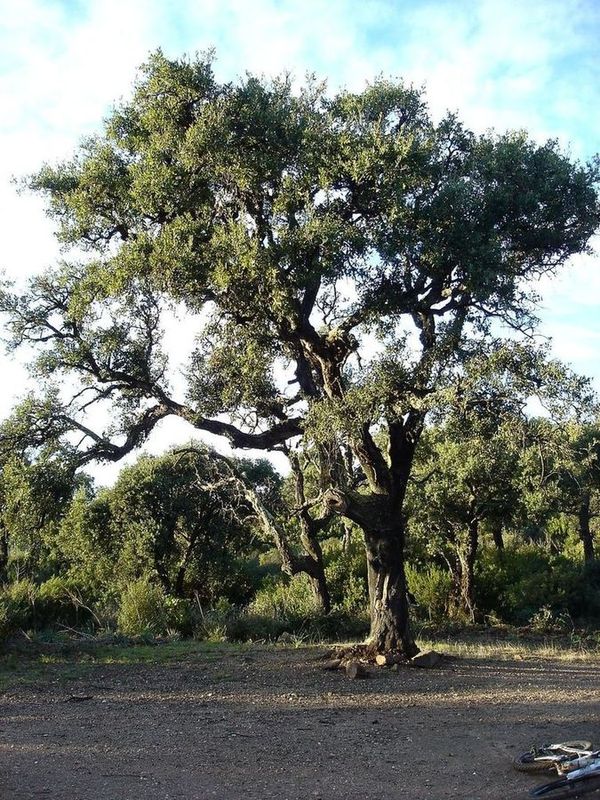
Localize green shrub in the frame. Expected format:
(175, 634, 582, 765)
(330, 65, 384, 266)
(528, 605, 574, 633)
(164, 596, 194, 636)
(563, 559, 600, 621)
(299, 609, 369, 642)
(0, 603, 8, 641)
(0, 580, 38, 638)
(322, 533, 368, 614)
(475, 544, 600, 624)
(117, 579, 169, 636)
(406, 564, 452, 622)
(250, 574, 318, 619)
(36, 576, 95, 630)
(231, 556, 280, 602)
(194, 607, 231, 642)
(193, 604, 369, 644)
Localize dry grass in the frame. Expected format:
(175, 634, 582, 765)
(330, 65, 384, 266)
(417, 630, 600, 662)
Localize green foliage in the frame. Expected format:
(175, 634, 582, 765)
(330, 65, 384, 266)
(0, 449, 85, 584)
(36, 576, 94, 629)
(3, 50, 597, 483)
(475, 545, 600, 624)
(0, 576, 101, 641)
(117, 579, 169, 636)
(250, 574, 318, 620)
(193, 602, 368, 644)
(57, 489, 116, 599)
(1, 51, 599, 647)
(528, 605, 574, 634)
(322, 532, 368, 614)
(406, 565, 453, 622)
(58, 448, 270, 608)
(0, 580, 37, 638)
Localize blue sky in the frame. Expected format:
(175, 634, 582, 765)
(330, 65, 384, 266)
(0, 0, 599, 474)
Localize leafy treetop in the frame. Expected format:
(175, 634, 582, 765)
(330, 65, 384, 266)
(1, 51, 598, 507)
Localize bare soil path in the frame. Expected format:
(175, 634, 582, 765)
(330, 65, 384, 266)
(1, 643, 599, 800)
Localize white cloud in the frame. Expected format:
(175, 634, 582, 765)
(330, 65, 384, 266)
(395, 0, 597, 149)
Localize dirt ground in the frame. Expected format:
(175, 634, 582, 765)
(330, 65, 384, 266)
(1, 644, 599, 800)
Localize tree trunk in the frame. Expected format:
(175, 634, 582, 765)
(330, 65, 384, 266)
(290, 453, 331, 614)
(324, 488, 418, 657)
(342, 522, 352, 553)
(451, 520, 478, 622)
(366, 554, 377, 617)
(221, 460, 328, 612)
(307, 560, 331, 614)
(174, 531, 199, 597)
(364, 528, 418, 657)
(490, 520, 504, 551)
(0, 527, 8, 585)
(154, 556, 172, 594)
(298, 522, 330, 613)
(578, 490, 595, 563)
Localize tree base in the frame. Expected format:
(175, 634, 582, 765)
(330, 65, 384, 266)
(322, 642, 416, 665)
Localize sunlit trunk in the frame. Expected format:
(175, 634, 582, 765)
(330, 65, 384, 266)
(451, 519, 478, 622)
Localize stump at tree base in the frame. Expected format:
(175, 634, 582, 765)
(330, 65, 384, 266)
(375, 653, 405, 667)
(410, 650, 442, 668)
(345, 661, 370, 679)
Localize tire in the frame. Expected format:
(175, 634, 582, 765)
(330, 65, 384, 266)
(515, 743, 594, 774)
(514, 752, 559, 773)
(529, 774, 600, 798)
(559, 743, 595, 753)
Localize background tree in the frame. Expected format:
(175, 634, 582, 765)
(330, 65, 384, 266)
(59, 448, 283, 606)
(1, 52, 598, 655)
(409, 415, 522, 621)
(0, 447, 85, 585)
(407, 343, 549, 619)
(521, 418, 600, 561)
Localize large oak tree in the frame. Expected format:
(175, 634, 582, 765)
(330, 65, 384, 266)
(2, 52, 598, 655)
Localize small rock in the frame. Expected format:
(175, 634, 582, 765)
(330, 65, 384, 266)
(346, 661, 370, 680)
(410, 650, 442, 669)
(321, 659, 342, 671)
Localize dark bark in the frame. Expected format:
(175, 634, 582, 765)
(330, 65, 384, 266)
(342, 522, 352, 553)
(490, 520, 504, 551)
(366, 555, 376, 617)
(306, 560, 331, 614)
(72, 405, 304, 466)
(578, 490, 595, 563)
(364, 527, 418, 657)
(324, 488, 418, 656)
(0, 527, 8, 585)
(153, 554, 172, 595)
(290, 454, 331, 613)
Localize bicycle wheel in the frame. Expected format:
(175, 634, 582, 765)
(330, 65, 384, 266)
(529, 774, 600, 798)
(515, 743, 594, 774)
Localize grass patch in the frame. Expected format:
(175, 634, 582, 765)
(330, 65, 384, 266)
(2, 624, 599, 692)
(416, 623, 600, 662)
(0, 638, 252, 690)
